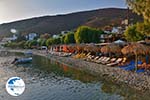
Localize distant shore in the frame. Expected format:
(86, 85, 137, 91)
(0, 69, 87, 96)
(1, 49, 150, 91)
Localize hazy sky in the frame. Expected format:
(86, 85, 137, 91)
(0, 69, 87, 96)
(0, 0, 127, 24)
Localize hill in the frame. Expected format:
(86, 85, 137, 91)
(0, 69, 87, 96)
(0, 8, 142, 37)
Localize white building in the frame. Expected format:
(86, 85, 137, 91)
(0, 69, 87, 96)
(52, 35, 59, 38)
(26, 33, 37, 40)
(61, 31, 70, 35)
(2, 34, 17, 43)
(111, 27, 119, 33)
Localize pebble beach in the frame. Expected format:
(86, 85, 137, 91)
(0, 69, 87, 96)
(0, 49, 150, 100)
(4, 49, 150, 91)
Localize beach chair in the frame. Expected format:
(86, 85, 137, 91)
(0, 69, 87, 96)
(98, 56, 105, 61)
(100, 57, 108, 62)
(86, 52, 91, 56)
(118, 57, 127, 65)
(95, 56, 105, 63)
(107, 58, 123, 66)
(101, 57, 111, 64)
(92, 56, 100, 62)
(105, 58, 117, 64)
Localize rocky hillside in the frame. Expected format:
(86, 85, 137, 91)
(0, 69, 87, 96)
(0, 8, 142, 37)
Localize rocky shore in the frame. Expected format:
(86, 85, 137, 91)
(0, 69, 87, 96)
(47, 54, 150, 91)
(2, 49, 150, 91)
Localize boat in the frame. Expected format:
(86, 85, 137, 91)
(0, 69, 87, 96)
(12, 57, 32, 64)
(24, 50, 33, 55)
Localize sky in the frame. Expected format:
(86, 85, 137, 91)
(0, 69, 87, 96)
(0, 0, 127, 24)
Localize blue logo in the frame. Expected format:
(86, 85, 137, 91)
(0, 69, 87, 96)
(6, 77, 25, 96)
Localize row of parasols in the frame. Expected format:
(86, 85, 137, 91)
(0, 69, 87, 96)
(67, 42, 150, 70)
(68, 43, 150, 56)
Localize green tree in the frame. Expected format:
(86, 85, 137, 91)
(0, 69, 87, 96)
(64, 32, 75, 44)
(60, 35, 65, 44)
(46, 37, 61, 46)
(124, 24, 144, 42)
(136, 22, 150, 36)
(74, 26, 103, 43)
(46, 38, 53, 46)
(126, 0, 150, 36)
(126, 0, 150, 22)
(28, 40, 37, 48)
(53, 37, 61, 44)
(24, 41, 30, 48)
(17, 41, 26, 48)
(38, 39, 46, 46)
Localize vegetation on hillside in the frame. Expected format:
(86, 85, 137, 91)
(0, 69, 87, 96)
(4, 26, 105, 49)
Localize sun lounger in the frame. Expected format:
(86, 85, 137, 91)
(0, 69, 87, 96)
(100, 57, 108, 62)
(107, 58, 123, 66)
(101, 57, 111, 64)
(97, 57, 109, 64)
(94, 56, 99, 60)
(104, 58, 117, 64)
(98, 56, 105, 61)
(94, 56, 105, 63)
(91, 56, 100, 62)
(86, 53, 91, 57)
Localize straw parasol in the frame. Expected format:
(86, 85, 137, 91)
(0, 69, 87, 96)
(67, 44, 76, 50)
(75, 44, 86, 52)
(84, 45, 100, 52)
(101, 44, 122, 54)
(121, 42, 150, 70)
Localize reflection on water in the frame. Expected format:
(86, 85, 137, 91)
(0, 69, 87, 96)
(1, 51, 150, 100)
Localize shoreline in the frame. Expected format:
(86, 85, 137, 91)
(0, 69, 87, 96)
(1, 49, 150, 91)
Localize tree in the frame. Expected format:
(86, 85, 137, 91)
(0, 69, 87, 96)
(74, 26, 103, 43)
(28, 40, 37, 48)
(126, 0, 150, 36)
(40, 33, 50, 39)
(41, 39, 46, 46)
(46, 38, 53, 46)
(126, 0, 150, 22)
(46, 37, 61, 46)
(60, 35, 65, 44)
(52, 37, 61, 44)
(124, 24, 144, 42)
(64, 32, 75, 44)
(136, 22, 150, 36)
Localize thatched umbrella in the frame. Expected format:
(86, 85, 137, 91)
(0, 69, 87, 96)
(75, 44, 86, 52)
(67, 44, 76, 51)
(101, 45, 111, 54)
(121, 43, 150, 70)
(101, 44, 122, 54)
(84, 45, 100, 52)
